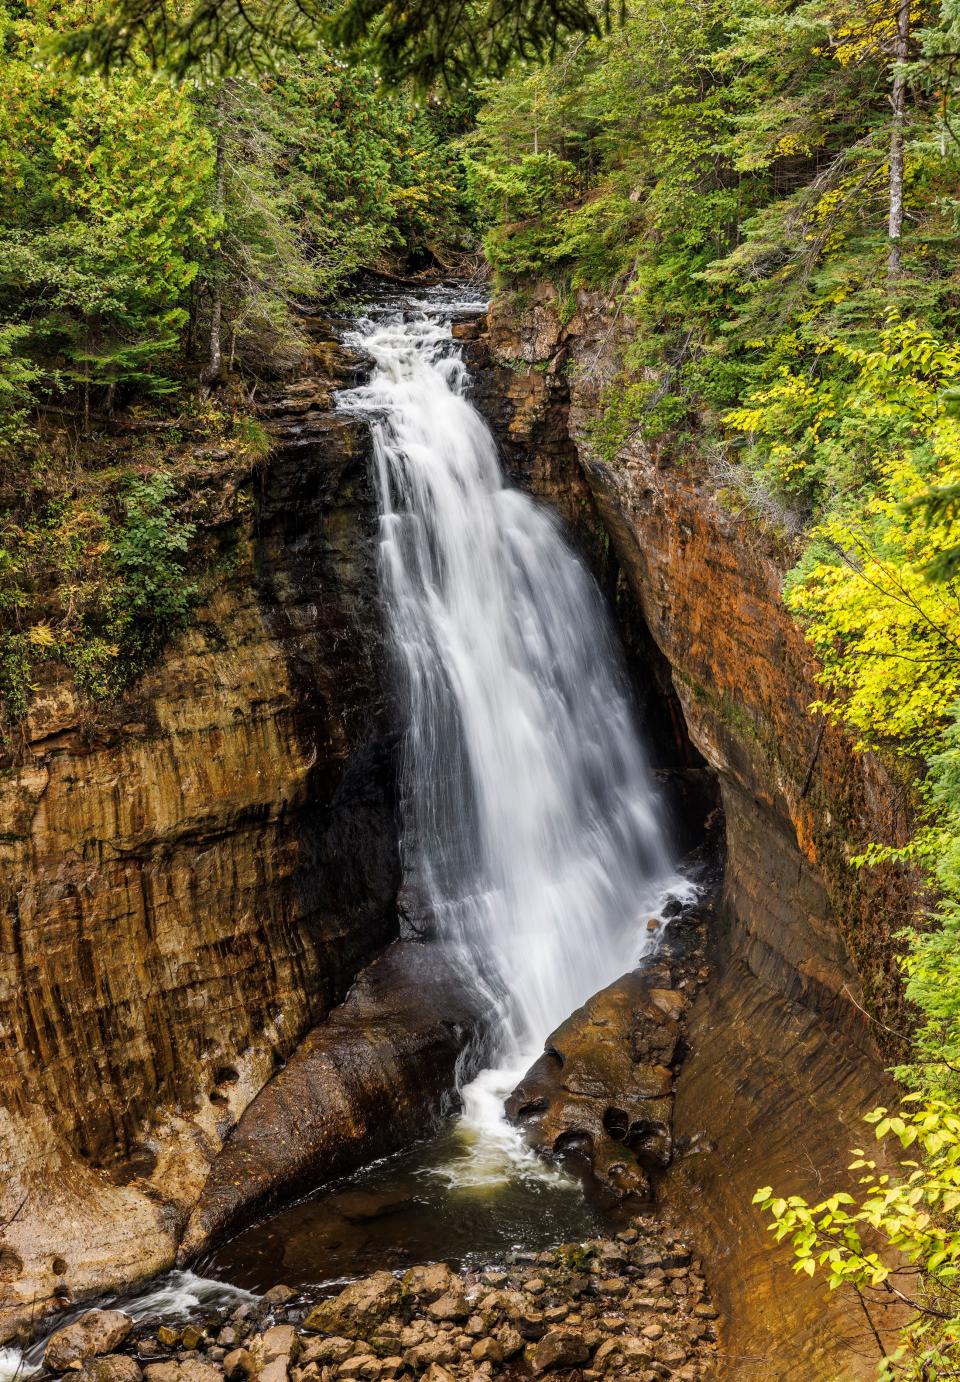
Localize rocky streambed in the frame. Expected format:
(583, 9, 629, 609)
(35, 1227, 718, 1382)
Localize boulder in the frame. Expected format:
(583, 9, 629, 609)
(81, 1356, 143, 1382)
(144, 1364, 221, 1382)
(258, 1361, 288, 1382)
(222, 1349, 254, 1379)
(424, 1292, 468, 1324)
(257, 1326, 299, 1365)
(400, 1264, 458, 1304)
(299, 1340, 353, 1367)
(469, 1339, 502, 1365)
(262, 1287, 297, 1307)
(46, 1310, 134, 1371)
(305, 1274, 402, 1338)
(529, 1329, 591, 1374)
(506, 957, 707, 1199)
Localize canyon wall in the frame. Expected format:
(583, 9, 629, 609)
(479, 284, 913, 1378)
(0, 325, 401, 1338)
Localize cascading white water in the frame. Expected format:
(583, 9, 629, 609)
(339, 291, 693, 1174)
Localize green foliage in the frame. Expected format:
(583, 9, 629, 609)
(0, 472, 198, 722)
(64, 0, 617, 87)
(756, 1100, 960, 1376)
(468, 0, 960, 468)
(0, 1, 477, 426)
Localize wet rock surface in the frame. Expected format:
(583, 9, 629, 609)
(41, 1230, 716, 1382)
(180, 942, 487, 1259)
(506, 906, 711, 1204)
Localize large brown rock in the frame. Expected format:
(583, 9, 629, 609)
(80, 1356, 143, 1382)
(304, 1272, 403, 1337)
(44, 1309, 133, 1371)
(528, 1328, 591, 1374)
(506, 925, 708, 1201)
(179, 942, 486, 1257)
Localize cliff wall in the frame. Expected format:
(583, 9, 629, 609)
(480, 283, 912, 1377)
(0, 324, 401, 1337)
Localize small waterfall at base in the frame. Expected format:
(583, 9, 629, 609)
(339, 289, 694, 1183)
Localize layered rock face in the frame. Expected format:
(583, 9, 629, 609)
(0, 323, 401, 1336)
(481, 284, 909, 1377)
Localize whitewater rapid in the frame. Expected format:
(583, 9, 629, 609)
(339, 291, 693, 1176)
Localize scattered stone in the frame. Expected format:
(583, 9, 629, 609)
(300, 1341, 352, 1368)
(259, 1360, 288, 1382)
(80, 1355, 143, 1382)
(305, 1276, 402, 1338)
(144, 1363, 221, 1382)
(222, 1348, 255, 1378)
(258, 1326, 299, 1365)
(402, 1264, 459, 1304)
(469, 1339, 502, 1366)
(158, 1328, 181, 1351)
(181, 1328, 205, 1352)
(264, 1288, 298, 1308)
(425, 1292, 468, 1324)
(421, 1367, 455, 1382)
(495, 1328, 524, 1359)
(47, 1311, 135, 1371)
(529, 1329, 590, 1375)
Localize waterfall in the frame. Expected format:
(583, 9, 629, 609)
(339, 291, 692, 1162)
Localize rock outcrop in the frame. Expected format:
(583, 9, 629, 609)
(482, 283, 908, 1376)
(0, 320, 401, 1336)
(506, 904, 711, 1203)
(180, 941, 487, 1259)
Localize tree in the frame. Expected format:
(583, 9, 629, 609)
(64, 0, 621, 86)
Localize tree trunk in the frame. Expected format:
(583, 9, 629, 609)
(887, 0, 910, 285)
(203, 84, 227, 386)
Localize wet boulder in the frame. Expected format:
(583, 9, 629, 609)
(45, 1310, 134, 1371)
(506, 930, 708, 1201)
(80, 1356, 143, 1382)
(304, 1273, 402, 1337)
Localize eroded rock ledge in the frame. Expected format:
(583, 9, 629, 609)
(506, 905, 710, 1206)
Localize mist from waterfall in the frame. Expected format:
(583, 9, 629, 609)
(338, 291, 692, 1174)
